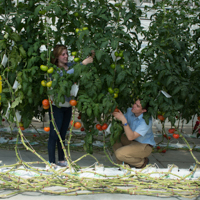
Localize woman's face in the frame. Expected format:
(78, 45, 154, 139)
(57, 49, 68, 65)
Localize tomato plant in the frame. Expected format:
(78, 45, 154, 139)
(1, 0, 199, 155)
(173, 133, 180, 139)
(69, 99, 77, 106)
(44, 127, 50, 132)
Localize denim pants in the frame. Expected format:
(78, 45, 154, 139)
(48, 105, 72, 163)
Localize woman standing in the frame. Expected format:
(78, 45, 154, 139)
(48, 45, 94, 167)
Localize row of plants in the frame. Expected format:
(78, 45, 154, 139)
(0, 0, 200, 154)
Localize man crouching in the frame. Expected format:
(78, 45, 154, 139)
(112, 99, 155, 169)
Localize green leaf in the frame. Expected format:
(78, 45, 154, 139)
(93, 104, 99, 117)
(116, 71, 126, 84)
(97, 93, 104, 102)
(34, 5, 42, 16)
(10, 32, 21, 42)
(19, 45, 26, 58)
(11, 97, 22, 108)
(87, 107, 92, 117)
(166, 76, 173, 86)
(96, 50, 104, 61)
(172, 86, 181, 95)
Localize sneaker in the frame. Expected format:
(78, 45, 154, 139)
(46, 162, 58, 170)
(57, 161, 68, 167)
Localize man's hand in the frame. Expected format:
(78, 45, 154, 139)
(112, 110, 127, 124)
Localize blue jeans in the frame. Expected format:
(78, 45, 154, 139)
(48, 105, 72, 163)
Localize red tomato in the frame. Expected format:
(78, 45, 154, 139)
(20, 126, 25, 130)
(157, 114, 165, 121)
(96, 124, 102, 130)
(81, 127, 85, 131)
(77, 115, 81, 119)
(70, 120, 74, 126)
(157, 146, 161, 150)
(44, 127, 50, 132)
(168, 136, 171, 140)
(114, 108, 119, 112)
(74, 122, 81, 129)
(42, 99, 49, 107)
(168, 128, 175, 134)
(163, 134, 167, 138)
(162, 149, 166, 153)
(69, 99, 77, 106)
(102, 123, 108, 130)
(43, 105, 50, 109)
(173, 133, 180, 139)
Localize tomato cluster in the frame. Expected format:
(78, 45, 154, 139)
(96, 123, 108, 131)
(70, 120, 82, 129)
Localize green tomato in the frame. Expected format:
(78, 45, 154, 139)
(110, 63, 116, 69)
(74, 12, 79, 17)
(71, 51, 77, 56)
(113, 93, 118, 98)
(114, 52, 119, 57)
(115, 3, 122, 7)
(41, 80, 47, 87)
(118, 52, 123, 57)
(120, 64, 125, 69)
(108, 87, 114, 94)
(82, 27, 88, 31)
(114, 88, 119, 94)
(47, 67, 54, 74)
(75, 28, 80, 33)
(40, 65, 48, 71)
(19, 122, 23, 127)
(74, 57, 80, 62)
(46, 81, 52, 87)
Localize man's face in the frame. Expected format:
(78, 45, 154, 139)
(131, 99, 146, 117)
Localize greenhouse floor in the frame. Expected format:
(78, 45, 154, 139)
(0, 116, 200, 200)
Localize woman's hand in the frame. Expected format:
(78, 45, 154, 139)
(82, 50, 95, 65)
